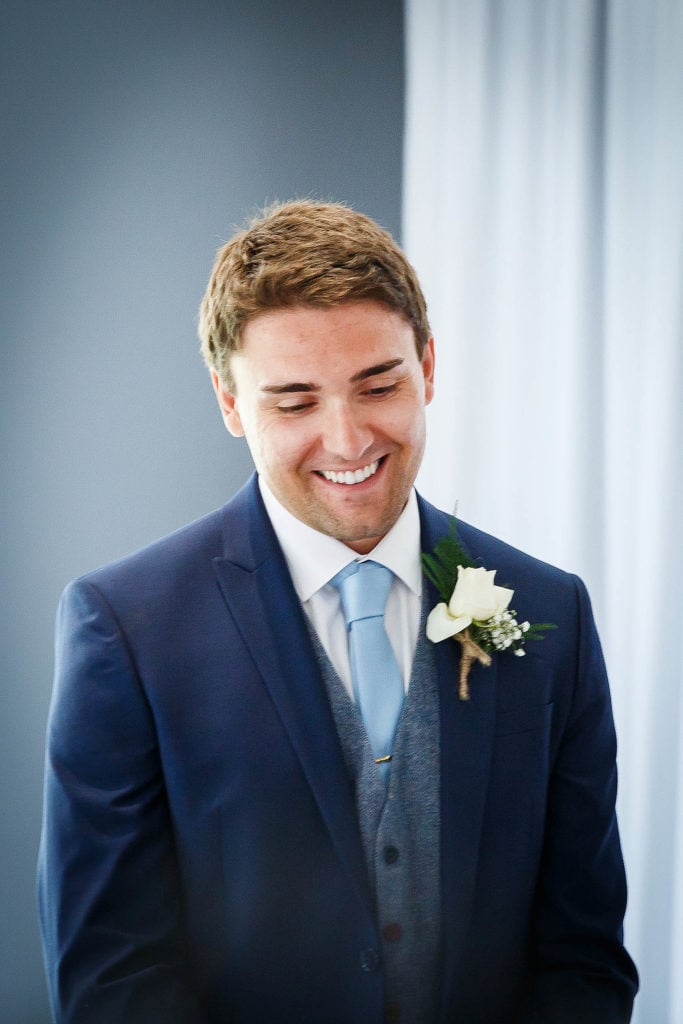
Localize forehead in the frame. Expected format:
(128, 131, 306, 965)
(236, 300, 416, 376)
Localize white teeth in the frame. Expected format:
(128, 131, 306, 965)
(321, 460, 380, 485)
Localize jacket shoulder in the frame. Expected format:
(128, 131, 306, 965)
(61, 476, 260, 621)
(418, 496, 572, 585)
(79, 505, 226, 592)
(417, 496, 586, 632)
(456, 519, 572, 586)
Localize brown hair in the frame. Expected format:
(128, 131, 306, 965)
(198, 199, 430, 389)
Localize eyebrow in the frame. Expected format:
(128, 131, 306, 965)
(259, 359, 405, 395)
(350, 358, 404, 383)
(260, 381, 318, 395)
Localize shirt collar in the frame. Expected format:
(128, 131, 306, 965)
(259, 477, 423, 603)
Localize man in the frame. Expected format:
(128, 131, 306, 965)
(38, 200, 638, 1022)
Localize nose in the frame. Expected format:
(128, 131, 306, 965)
(320, 401, 373, 462)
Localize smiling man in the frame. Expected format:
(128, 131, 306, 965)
(39, 201, 638, 1023)
(211, 301, 433, 552)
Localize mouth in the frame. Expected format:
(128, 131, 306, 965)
(316, 458, 383, 486)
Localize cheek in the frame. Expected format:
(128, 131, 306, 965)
(382, 399, 426, 446)
(256, 420, 313, 471)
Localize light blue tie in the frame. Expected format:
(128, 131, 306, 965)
(331, 560, 405, 780)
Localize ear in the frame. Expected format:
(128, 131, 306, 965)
(422, 337, 435, 405)
(211, 371, 245, 438)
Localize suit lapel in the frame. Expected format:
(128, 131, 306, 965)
(418, 498, 498, 1014)
(212, 476, 372, 912)
(211, 480, 498, 978)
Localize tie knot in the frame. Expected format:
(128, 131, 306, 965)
(331, 560, 393, 628)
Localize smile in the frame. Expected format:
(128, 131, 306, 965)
(319, 459, 381, 485)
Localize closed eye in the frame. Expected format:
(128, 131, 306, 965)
(277, 401, 316, 414)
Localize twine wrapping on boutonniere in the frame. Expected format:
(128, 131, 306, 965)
(422, 520, 556, 700)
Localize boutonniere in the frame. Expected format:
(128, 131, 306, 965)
(422, 520, 556, 700)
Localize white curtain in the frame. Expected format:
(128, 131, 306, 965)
(404, 2, 683, 1021)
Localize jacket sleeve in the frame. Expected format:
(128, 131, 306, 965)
(37, 578, 209, 1024)
(516, 575, 638, 1022)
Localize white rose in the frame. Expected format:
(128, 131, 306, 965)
(426, 565, 514, 643)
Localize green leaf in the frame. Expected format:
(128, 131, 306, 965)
(421, 518, 477, 603)
(524, 623, 557, 641)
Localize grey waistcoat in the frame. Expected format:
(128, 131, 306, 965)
(308, 597, 442, 1023)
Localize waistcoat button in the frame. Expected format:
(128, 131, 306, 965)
(383, 844, 400, 864)
(382, 922, 403, 943)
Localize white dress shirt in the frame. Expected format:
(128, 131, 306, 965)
(259, 478, 423, 699)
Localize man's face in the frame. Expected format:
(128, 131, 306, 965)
(212, 300, 435, 554)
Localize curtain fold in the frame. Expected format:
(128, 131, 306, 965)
(404, 2, 683, 1021)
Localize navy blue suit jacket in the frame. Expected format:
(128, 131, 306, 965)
(38, 475, 637, 1022)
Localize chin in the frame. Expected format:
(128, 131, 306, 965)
(328, 511, 402, 549)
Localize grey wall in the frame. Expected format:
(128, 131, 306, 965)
(1, 1, 404, 1018)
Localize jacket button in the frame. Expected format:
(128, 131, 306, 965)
(383, 845, 400, 864)
(360, 948, 381, 972)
